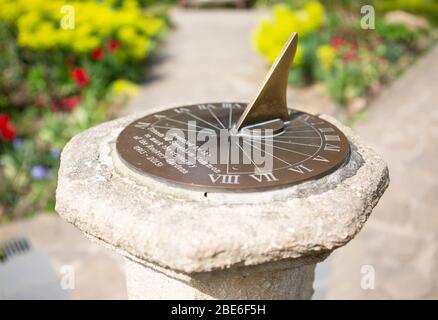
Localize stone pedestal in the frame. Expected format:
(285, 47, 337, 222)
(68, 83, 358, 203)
(55, 108, 389, 300)
(125, 257, 318, 299)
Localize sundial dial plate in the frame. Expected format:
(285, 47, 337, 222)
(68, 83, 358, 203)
(116, 103, 350, 192)
(116, 32, 350, 192)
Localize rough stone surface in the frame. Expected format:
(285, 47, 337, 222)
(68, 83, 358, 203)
(125, 258, 315, 299)
(56, 109, 388, 275)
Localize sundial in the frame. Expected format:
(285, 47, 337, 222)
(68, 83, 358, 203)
(57, 31, 388, 300)
(116, 33, 350, 192)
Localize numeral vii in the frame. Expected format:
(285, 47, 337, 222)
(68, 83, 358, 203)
(312, 155, 329, 162)
(249, 172, 278, 182)
(288, 164, 313, 174)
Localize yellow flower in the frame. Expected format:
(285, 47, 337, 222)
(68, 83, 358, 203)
(252, 2, 325, 68)
(118, 26, 138, 45)
(317, 45, 336, 70)
(131, 37, 150, 59)
(294, 45, 303, 67)
(252, 18, 274, 55)
(304, 1, 325, 30)
(72, 36, 100, 53)
(138, 17, 164, 36)
(17, 12, 40, 32)
(111, 79, 140, 96)
(1, 0, 167, 60)
(123, 0, 140, 11)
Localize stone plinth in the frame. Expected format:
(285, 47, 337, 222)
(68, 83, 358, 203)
(55, 108, 389, 299)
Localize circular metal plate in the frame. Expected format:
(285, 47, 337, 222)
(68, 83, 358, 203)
(116, 103, 350, 192)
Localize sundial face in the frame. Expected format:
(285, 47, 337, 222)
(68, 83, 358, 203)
(116, 103, 349, 191)
(115, 33, 350, 192)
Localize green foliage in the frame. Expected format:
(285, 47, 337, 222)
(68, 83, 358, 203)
(375, 21, 417, 43)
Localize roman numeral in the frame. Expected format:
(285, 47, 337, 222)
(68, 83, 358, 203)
(302, 115, 323, 125)
(208, 174, 240, 184)
(312, 155, 329, 162)
(324, 134, 340, 142)
(174, 107, 190, 114)
(221, 103, 242, 109)
(302, 115, 311, 122)
(249, 172, 278, 182)
(222, 103, 232, 109)
(197, 104, 216, 110)
(134, 121, 150, 129)
(324, 143, 340, 152)
(318, 127, 335, 133)
(288, 164, 313, 174)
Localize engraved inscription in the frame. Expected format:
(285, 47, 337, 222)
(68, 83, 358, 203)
(116, 103, 350, 191)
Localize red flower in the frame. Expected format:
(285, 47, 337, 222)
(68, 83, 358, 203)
(61, 96, 81, 111)
(107, 39, 120, 52)
(331, 37, 344, 50)
(91, 48, 104, 60)
(51, 96, 81, 111)
(0, 114, 17, 141)
(71, 67, 89, 88)
(51, 99, 63, 111)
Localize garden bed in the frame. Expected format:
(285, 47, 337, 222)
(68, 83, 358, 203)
(252, 1, 437, 116)
(0, 0, 169, 222)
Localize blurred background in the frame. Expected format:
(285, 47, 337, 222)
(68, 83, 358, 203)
(0, 0, 437, 299)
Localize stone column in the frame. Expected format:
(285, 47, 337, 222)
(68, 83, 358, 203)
(55, 110, 389, 300)
(124, 256, 320, 300)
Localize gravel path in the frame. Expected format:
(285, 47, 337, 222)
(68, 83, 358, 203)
(127, 8, 267, 113)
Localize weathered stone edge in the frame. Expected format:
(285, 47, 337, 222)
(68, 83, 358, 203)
(55, 112, 389, 273)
